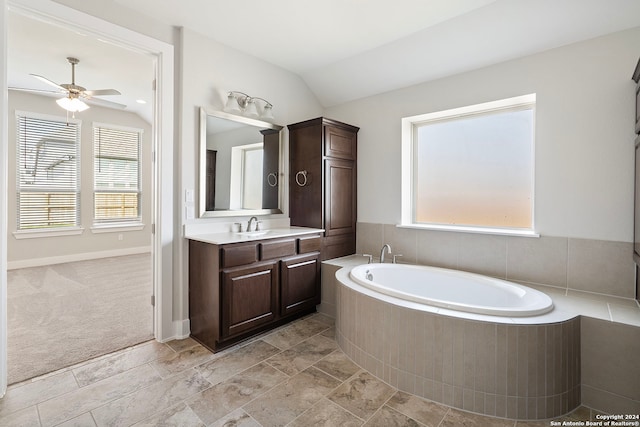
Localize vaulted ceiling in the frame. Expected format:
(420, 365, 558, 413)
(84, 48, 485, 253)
(114, 0, 640, 106)
(7, 0, 640, 121)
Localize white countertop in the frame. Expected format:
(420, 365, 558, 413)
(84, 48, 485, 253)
(185, 226, 324, 245)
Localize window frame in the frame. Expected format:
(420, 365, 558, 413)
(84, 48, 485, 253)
(400, 94, 538, 237)
(92, 122, 143, 227)
(14, 111, 82, 236)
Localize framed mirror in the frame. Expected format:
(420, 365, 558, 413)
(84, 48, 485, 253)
(199, 107, 284, 217)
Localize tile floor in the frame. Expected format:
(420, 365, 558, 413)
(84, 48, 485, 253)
(0, 313, 602, 426)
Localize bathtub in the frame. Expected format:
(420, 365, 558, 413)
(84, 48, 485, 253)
(349, 263, 554, 317)
(335, 262, 580, 419)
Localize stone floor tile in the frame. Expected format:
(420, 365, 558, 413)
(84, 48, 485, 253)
(386, 390, 449, 427)
(196, 339, 280, 386)
(321, 326, 336, 339)
(188, 362, 287, 425)
(311, 313, 336, 326)
(244, 366, 342, 426)
(516, 421, 550, 426)
(440, 408, 514, 427)
(266, 334, 337, 375)
(314, 349, 361, 381)
(165, 337, 201, 353)
(132, 402, 205, 426)
(363, 405, 421, 427)
(288, 398, 363, 427)
(73, 341, 175, 387)
(0, 371, 77, 418)
(38, 364, 161, 427)
(0, 405, 41, 427)
(261, 317, 330, 350)
(150, 344, 215, 378)
(90, 369, 211, 427)
(567, 406, 595, 421)
(208, 409, 261, 427)
(328, 370, 396, 421)
(55, 412, 97, 427)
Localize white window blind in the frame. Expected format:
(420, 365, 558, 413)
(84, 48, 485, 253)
(93, 125, 141, 223)
(16, 113, 80, 230)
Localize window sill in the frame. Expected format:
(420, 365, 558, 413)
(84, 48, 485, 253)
(397, 223, 540, 238)
(13, 227, 85, 239)
(91, 223, 145, 234)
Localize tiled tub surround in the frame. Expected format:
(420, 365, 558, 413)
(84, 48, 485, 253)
(357, 222, 636, 300)
(317, 222, 640, 417)
(335, 270, 582, 420)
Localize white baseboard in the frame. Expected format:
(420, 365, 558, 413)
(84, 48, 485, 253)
(7, 246, 152, 270)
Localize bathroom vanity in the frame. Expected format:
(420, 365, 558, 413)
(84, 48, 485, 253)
(187, 227, 323, 352)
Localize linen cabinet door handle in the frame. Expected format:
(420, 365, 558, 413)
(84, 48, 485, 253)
(295, 170, 308, 187)
(267, 172, 278, 187)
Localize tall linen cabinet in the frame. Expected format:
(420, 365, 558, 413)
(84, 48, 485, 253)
(288, 118, 359, 260)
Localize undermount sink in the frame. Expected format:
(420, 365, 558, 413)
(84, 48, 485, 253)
(235, 230, 270, 237)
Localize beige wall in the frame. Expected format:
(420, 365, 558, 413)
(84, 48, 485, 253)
(7, 91, 152, 266)
(325, 26, 640, 243)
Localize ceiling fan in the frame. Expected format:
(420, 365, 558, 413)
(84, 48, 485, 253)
(11, 56, 125, 112)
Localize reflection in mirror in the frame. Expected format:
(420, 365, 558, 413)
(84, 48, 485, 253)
(199, 108, 283, 217)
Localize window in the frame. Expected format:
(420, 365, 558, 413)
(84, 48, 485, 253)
(401, 94, 536, 235)
(16, 112, 81, 230)
(93, 124, 142, 224)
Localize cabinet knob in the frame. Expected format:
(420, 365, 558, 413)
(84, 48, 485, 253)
(295, 170, 308, 187)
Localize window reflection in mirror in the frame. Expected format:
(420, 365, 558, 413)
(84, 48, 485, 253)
(199, 108, 283, 217)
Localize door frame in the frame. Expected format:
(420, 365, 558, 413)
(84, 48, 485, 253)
(0, 0, 175, 396)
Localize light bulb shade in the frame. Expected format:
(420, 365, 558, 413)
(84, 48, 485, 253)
(224, 93, 242, 113)
(244, 99, 258, 118)
(261, 104, 274, 120)
(56, 96, 89, 112)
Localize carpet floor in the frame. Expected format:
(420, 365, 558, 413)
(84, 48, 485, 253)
(7, 253, 153, 384)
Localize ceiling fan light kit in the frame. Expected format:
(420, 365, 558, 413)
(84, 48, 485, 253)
(224, 91, 274, 120)
(56, 96, 89, 112)
(10, 56, 124, 114)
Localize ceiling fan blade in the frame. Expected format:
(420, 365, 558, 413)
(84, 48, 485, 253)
(9, 86, 64, 95)
(84, 89, 121, 96)
(30, 74, 65, 91)
(83, 96, 127, 110)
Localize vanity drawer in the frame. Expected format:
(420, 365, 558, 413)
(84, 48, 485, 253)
(261, 239, 296, 260)
(298, 235, 322, 254)
(221, 243, 258, 268)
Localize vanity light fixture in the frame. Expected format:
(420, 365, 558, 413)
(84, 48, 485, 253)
(224, 91, 274, 120)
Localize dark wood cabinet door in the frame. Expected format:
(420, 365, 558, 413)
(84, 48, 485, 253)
(324, 158, 356, 237)
(289, 122, 323, 229)
(221, 261, 278, 338)
(280, 253, 320, 316)
(324, 124, 357, 160)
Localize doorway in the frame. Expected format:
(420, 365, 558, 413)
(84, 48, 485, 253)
(0, 0, 175, 394)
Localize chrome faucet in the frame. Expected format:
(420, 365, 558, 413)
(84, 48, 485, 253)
(247, 216, 258, 232)
(380, 244, 391, 263)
